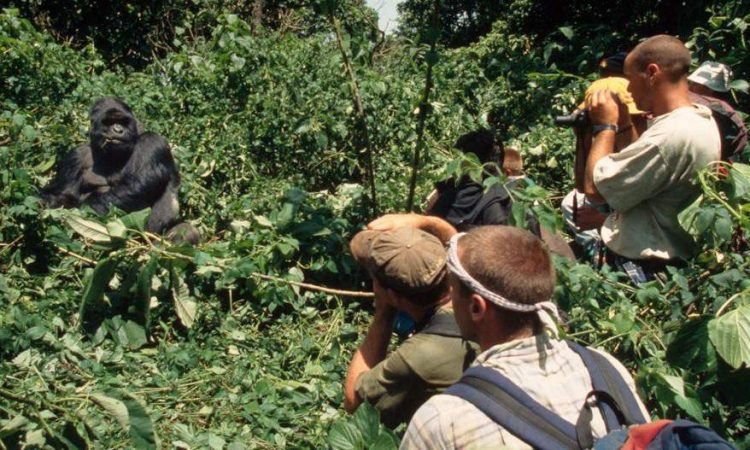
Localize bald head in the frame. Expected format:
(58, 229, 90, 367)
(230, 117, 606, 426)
(627, 35, 691, 82)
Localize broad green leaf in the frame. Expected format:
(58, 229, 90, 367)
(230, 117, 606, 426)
(120, 209, 151, 231)
(729, 79, 749, 93)
(352, 402, 379, 443)
(91, 393, 129, 429)
(709, 305, 750, 369)
(79, 257, 119, 327)
(371, 431, 398, 450)
(132, 257, 157, 330)
(328, 421, 363, 450)
(123, 320, 147, 350)
(24, 429, 45, 447)
(66, 214, 111, 242)
(674, 393, 704, 422)
(105, 219, 127, 239)
(677, 195, 702, 235)
(559, 26, 574, 40)
(254, 215, 273, 228)
(122, 396, 158, 450)
(666, 317, 716, 371)
(0, 415, 29, 438)
(172, 271, 197, 329)
(276, 202, 295, 228)
(729, 163, 750, 200)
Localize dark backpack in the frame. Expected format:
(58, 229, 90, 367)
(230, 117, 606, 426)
(690, 93, 748, 162)
(446, 341, 736, 450)
(429, 178, 541, 235)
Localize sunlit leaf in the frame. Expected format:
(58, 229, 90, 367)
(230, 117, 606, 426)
(709, 305, 750, 369)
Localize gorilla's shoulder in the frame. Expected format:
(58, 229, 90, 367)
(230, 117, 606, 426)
(135, 132, 173, 155)
(136, 132, 169, 148)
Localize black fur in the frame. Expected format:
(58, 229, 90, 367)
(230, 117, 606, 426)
(42, 97, 199, 243)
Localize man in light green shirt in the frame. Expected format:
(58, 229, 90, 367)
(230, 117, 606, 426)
(584, 35, 720, 266)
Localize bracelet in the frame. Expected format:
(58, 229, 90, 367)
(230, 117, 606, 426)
(616, 124, 633, 134)
(592, 124, 618, 134)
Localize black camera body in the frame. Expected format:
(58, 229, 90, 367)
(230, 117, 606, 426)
(554, 109, 590, 128)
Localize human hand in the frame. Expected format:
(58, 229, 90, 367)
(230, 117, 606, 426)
(372, 280, 398, 320)
(587, 89, 620, 126)
(367, 213, 425, 231)
(575, 205, 607, 231)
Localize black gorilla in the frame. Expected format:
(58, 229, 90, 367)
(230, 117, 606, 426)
(42, 97, 199, 244)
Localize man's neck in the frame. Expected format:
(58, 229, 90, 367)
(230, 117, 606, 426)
(651, 82, 693, 116)
(478, 326, 536, 352)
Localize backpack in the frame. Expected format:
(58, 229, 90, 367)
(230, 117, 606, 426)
(690, 93, 748, 162)
(445, 341, 736, 450)
(429, 178, 541, 235)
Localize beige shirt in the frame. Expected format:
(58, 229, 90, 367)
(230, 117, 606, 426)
(400, 334, 648, 450)
(594, 104, 720, 260)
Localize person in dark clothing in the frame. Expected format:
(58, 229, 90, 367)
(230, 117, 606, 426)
(427, 129, 517, 232)
(687, 61, 748, 161)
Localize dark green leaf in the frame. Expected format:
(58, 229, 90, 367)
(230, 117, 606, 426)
(666, 317, 716, 371)
(79, 258, 119, 328)
(122, 397, 158, 449)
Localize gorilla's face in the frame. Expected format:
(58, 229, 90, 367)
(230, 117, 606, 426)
(89, 97, 139, 157)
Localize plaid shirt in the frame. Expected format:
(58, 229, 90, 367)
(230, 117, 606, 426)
(400, 333, 648, 450)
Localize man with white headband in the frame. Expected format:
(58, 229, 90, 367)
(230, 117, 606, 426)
(367, 214, 647, 449)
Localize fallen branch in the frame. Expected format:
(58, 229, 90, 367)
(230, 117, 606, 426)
(250, 272, 373, 298)
(54, 246, 373, 298)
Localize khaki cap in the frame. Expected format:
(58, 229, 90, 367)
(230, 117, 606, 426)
(350, 227, 447, 295)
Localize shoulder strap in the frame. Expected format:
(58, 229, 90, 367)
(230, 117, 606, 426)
(566, 341, 647, 430)
(445, 366, 578, 450)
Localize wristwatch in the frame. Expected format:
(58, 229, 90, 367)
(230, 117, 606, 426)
(592, 124, 618, 134)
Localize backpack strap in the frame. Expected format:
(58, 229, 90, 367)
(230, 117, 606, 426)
(566, 341, 647, 430)
(445, 366, 578, 450)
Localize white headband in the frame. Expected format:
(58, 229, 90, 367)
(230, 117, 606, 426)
(447, 233, 560, 335)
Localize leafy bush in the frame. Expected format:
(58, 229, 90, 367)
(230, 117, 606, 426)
(1, 3, 750, 449)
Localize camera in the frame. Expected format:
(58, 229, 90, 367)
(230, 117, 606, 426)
(554, 109, 590, 128)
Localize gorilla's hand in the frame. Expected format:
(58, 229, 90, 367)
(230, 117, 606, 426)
(81, 170, 109, 193)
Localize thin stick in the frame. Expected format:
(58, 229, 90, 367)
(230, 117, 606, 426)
(0, 235, 23, 256)
(53, 246, 373, 298)
(329, 15, 378, 215)
(716, 289, 749, 317)
(250, 273, 373, 298)
(406, 0, 440, 211)
(56, 246, 97, 265)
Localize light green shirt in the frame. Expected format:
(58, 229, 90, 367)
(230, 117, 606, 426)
(594, 104, 720, 260)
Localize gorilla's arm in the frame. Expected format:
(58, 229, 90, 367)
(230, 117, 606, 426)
(41, 146, 92, 208)
(85, 132, 180, 232)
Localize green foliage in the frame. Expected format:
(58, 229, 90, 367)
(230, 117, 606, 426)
(328, 403, 398, 450)
(1, 2, 750, 448)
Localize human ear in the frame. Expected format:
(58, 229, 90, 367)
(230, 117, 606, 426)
(470, 294, 488, 322)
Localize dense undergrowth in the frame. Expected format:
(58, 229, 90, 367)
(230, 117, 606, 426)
(1, 2, 750, 449)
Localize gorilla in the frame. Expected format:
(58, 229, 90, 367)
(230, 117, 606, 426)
(42, 97, 199, 244)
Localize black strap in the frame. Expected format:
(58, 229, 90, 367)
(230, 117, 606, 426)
(567, 341, 647, 429)
(446, 341, 648, 450)
(576, 390, 630, 450)
(445, 366, 578, 450)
